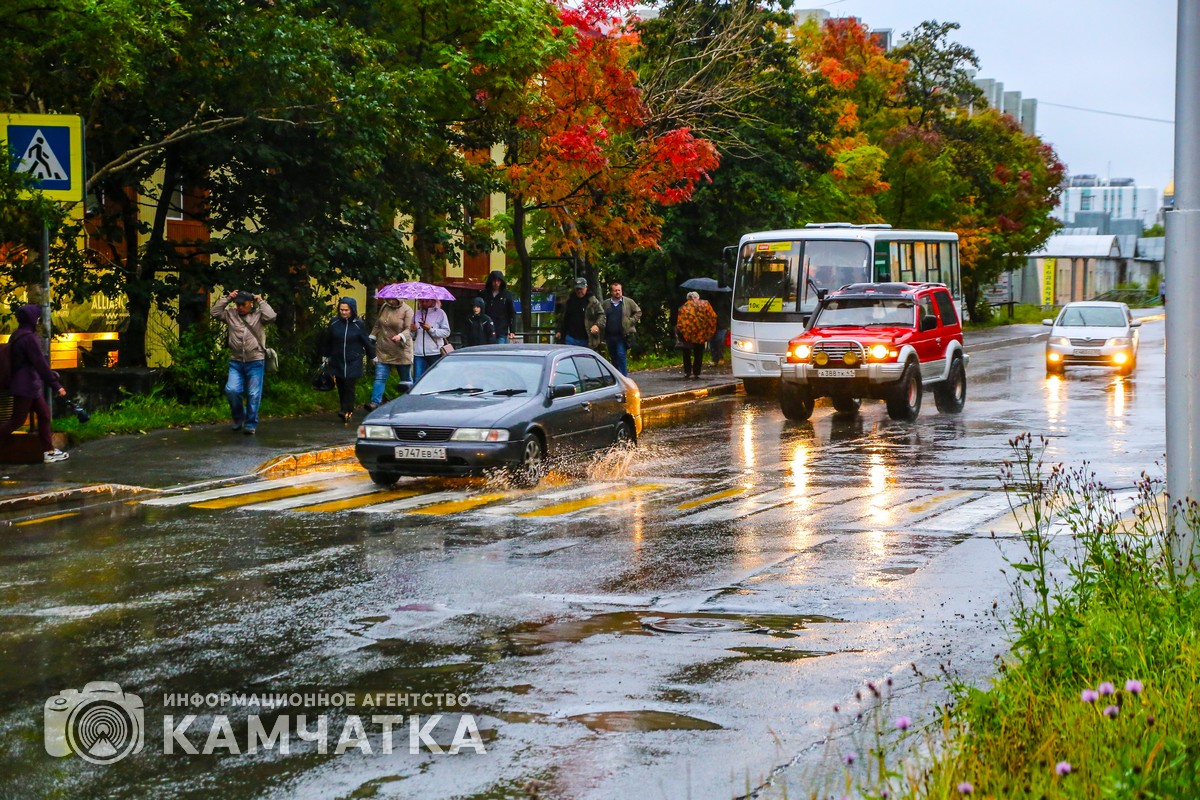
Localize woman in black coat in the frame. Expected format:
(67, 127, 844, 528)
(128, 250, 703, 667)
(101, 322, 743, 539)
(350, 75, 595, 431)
(323, 296, 376, 422)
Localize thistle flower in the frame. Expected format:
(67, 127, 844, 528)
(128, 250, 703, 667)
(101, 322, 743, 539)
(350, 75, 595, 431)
(1055, 761, 1072, 776)
(1103, 704, 1120, 719)
(1098, 681, 1115, 696)
(1125, 679, 1143, 695)
(1081, 689, 1099, 703)
(843, 753, 855, 765)
(895, 716, 911, 731)
(957, 781, 974, 794)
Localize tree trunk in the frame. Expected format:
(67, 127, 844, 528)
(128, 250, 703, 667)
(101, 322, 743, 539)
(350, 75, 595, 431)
(115, 189, 149, 367)
(512, 194, 534, 335)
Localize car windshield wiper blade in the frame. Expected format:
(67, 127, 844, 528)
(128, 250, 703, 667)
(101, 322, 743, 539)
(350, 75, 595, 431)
(491, 388, 528, 395)
(427, 387, 485, 395)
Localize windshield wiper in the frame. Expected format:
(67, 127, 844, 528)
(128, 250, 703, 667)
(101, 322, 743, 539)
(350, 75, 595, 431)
(491, 388, 528, 395)
(427, 387, 485, 395)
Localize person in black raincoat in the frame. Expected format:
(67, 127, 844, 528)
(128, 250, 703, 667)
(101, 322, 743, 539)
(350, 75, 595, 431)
(462, 298, 498, 347)
(480, 270, 517, 343)
(322, 297, 375, 422)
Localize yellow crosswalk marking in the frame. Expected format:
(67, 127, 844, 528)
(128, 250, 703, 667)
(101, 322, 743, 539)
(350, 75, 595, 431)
(677, 486, 749, 511)
(15, 511, 81, 527)
(191, 484, 322, 510)
(407, 492, 511, 516)
(293, 489, 423, 513)
(519, 483, 668, 518)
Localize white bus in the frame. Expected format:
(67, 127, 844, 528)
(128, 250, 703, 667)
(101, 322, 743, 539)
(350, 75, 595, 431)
(727, 223, 961, 395)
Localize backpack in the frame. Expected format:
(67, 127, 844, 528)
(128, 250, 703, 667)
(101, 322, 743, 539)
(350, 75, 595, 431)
(0, 341, 11, 393)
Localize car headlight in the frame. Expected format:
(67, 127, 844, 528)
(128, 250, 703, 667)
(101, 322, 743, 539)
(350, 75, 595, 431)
(1106, 337, 1132, 347)
(358, 425, 395, 440)
(450, 428, 510, 442)
(867, 343, 898, 361)
(792, 344, 811, 360)
(1051, 336, 1071, 347)
(734, 339, 756, 353)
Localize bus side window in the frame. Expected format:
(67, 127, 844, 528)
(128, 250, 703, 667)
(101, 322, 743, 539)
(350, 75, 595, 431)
(890, 242, 905, 282)
(913, 242, 928, 283)
(926, 241, 942, 284)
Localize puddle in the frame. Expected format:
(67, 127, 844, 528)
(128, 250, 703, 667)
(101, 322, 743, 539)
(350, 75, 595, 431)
(878, 566, 918, 576)
(727, 646, 831, 662)
(642, 617, 760, 634)
(570, 710, 723, 732)
(663, 645, 837, 686)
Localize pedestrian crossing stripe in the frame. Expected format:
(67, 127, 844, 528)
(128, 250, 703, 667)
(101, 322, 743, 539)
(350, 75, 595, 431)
(294, 488, 424, 513)
(191, 484, 324, 510)
(677, 486, 749, 511)
(142, 471, 349, 506)
(517, 483, 672, 518)
(408, 492, 512, 516)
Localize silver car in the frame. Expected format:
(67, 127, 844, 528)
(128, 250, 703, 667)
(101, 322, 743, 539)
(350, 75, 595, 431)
(1044, 301, 1141, 376)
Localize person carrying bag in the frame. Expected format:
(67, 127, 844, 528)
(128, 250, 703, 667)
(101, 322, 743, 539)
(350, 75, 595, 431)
(411, 298, 451, 380)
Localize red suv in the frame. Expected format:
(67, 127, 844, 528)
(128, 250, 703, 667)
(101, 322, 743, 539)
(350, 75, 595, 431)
(778, 283, 967, 421)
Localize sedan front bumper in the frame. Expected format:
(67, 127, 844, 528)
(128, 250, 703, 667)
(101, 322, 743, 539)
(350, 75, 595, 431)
(356, 438, 527, 477)
(1045, 342, 1135, 368)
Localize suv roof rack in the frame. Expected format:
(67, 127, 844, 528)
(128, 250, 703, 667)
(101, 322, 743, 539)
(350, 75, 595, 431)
(804, 222, 895, 229)
(831, 281, 947, 296)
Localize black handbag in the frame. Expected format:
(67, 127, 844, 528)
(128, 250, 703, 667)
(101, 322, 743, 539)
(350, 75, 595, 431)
(311, 367, 335, 392)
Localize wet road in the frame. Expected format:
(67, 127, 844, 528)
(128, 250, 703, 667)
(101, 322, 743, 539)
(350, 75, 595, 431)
(0, 323, 1166, 799)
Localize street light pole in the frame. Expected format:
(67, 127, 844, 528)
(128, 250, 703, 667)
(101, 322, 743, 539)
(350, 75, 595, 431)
(1165, 0, 1200, 571)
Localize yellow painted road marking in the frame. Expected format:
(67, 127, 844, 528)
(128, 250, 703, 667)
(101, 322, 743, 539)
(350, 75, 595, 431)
(297, 489, 424, 513)
(898, 490, 972, 517)
(407, 493, 511, 516)
(519, 483, 669, 518)
(15, 511, 81, 527)
(677, 487, 749, 511)
(191, 485, 322, 510)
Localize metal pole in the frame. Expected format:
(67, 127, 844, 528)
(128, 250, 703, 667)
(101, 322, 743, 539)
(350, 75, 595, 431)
(41, 221, 53, 423)
(1166, 0, 1200, 570)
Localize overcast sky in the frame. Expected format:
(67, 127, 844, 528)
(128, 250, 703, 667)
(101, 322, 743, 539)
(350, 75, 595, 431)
(809, 0, 1178, 196)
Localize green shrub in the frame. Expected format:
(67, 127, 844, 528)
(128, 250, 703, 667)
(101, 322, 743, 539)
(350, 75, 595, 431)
(163, 324, 226, 403)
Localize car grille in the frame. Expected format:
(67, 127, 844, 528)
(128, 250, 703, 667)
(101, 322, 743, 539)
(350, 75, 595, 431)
(813, 341, 867, 361)
(1069, 337, 1107, 346)
(392, 426, 454, 442)
(757, 340, 789, 355)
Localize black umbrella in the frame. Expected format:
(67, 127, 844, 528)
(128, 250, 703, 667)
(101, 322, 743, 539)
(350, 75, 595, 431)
(679, 277, 732, 292)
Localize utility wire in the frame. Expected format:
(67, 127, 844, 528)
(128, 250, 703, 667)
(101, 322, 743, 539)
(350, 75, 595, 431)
(1038, 100, 1174, 125)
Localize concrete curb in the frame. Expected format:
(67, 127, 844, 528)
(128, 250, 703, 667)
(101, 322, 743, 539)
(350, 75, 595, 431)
(641, 381, 741, 408)
(0, 483, 156, 516)
(256, 445, 357, 477)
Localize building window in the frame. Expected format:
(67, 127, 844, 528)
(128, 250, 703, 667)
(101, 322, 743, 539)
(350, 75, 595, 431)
(166, 184, 184, 221)
(1080, 195, 1092, 211)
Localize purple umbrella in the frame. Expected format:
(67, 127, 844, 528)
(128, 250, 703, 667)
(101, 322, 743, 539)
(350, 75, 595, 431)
(375, 281, 456, 301)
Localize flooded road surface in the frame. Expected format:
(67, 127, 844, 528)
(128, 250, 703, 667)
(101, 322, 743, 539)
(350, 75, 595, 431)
(0, 324, 1165, 799)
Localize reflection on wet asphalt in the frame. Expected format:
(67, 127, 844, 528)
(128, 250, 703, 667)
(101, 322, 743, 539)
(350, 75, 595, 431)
(0, 326, 1166, 799)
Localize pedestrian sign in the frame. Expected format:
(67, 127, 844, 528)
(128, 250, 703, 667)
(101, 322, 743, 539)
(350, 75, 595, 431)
(3, 113, 84, 202)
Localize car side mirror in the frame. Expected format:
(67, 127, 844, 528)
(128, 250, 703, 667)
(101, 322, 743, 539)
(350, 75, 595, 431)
(1131, 320, 1142, 328)
(395, 381, 413, 396)
(1042, 319, 1054, 326)
(920, 315, 938, 332)
(550, 384, 576, 399)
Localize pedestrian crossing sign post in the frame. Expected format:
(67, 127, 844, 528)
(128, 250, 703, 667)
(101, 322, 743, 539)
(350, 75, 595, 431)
(3, 113, 85, 202)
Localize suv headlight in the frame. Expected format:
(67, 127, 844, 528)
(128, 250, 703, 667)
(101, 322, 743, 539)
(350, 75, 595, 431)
(450, 428, 510, 442)
(792, 344, 811, 360)
(1106, 337, 1132, 347)
(359, 425, 395, 440)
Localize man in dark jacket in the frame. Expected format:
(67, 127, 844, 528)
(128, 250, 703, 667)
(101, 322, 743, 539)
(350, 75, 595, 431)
(0, 304, 68, 462)
(323, 297, 375, 423)
(557, 277, 604, 349)
(480, 270, 517, 344)
(463, 298, 498, 347)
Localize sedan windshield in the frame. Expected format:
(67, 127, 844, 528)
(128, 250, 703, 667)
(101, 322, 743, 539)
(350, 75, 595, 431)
(812, 298, 915, 329)
(1058, 306, 1127, 327)
(415, 355, 545, 396)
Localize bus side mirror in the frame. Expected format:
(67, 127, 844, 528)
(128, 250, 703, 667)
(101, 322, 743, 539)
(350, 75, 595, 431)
(721, 245, 736, 287)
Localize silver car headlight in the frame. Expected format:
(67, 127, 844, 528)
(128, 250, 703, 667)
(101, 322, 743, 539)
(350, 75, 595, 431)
(1050, 336, 1071, 347)
(450, 428, 510, 442)
(1106, 337, 1132, 347)
(358, 425, 395, 440)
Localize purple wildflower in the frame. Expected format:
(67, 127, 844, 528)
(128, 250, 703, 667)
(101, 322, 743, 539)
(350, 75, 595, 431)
(1056, 761, 1072, 776)
(957, 781, 974, 794)
(1103, 704, 1120, 719)
(895, 716, 911, 731)
(1125, 679, 1143, 695)
(843, 753, 855, 765)
(1098, 681, 1115, 696)
(1081, 689, 1099, 703)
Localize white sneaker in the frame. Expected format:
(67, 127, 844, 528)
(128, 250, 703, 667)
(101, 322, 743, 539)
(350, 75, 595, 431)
(43, 449, 69, 463)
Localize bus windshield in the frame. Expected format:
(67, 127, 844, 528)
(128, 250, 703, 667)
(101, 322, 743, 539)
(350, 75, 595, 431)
(733, 239, 871, 320)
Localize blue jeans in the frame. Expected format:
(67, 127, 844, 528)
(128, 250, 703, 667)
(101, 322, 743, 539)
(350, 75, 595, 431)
(413, 354, 442, 381)
(371, 362, 413, 404)
(564, 334, 588, 347)
(496, 334, 509, 345)
(225, 359, 265, 428)
(606, 337, 628, 375)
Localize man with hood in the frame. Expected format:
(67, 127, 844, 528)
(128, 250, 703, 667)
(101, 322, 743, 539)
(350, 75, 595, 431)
(211, 289, 276, 434)
(0, 305, 69, 462)
(480, 270, 517, 344)
(463, 298, 498, 347)
(323, 297, 375, 422)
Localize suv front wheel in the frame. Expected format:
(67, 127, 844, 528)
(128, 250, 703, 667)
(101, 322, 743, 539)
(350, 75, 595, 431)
(886, 360, 923, 421)
(780, 382, 815, 421)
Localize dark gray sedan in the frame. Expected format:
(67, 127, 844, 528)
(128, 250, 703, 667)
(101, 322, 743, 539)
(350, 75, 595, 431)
(355, 345, 642, 487)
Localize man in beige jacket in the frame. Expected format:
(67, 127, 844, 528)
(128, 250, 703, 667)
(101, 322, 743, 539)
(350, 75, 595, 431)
(367, 298, 415, 410)
(211, 290, 276, 434)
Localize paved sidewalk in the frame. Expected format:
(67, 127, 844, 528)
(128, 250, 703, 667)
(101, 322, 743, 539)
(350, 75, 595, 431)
(2, 314, 1159, 505)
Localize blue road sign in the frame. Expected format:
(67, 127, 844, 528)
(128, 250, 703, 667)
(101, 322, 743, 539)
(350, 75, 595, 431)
(3, 113, 85, 202)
